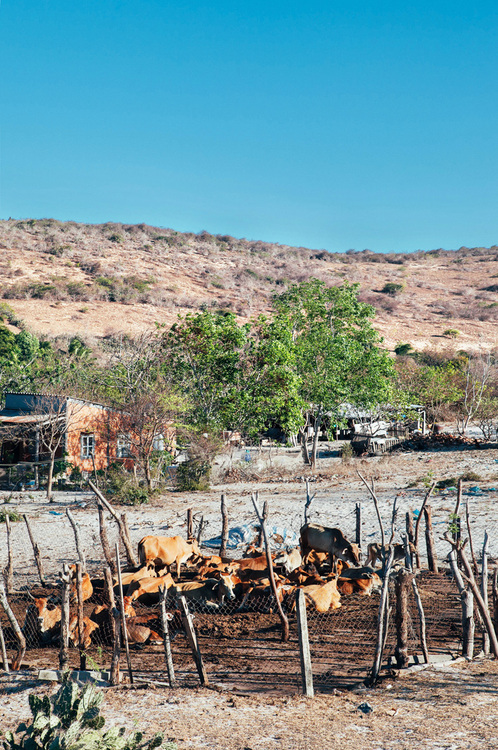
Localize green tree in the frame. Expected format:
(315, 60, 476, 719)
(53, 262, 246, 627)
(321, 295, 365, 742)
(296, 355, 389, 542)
(273, 279, 395, 467)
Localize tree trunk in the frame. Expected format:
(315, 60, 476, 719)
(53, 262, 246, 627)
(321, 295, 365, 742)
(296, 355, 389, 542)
(299, 428, 310, 465)
(310, 405, 323, 471)
(47, 454, 55, 502)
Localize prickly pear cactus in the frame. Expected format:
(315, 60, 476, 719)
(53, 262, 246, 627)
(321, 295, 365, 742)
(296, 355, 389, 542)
(2, 683, 166, 750)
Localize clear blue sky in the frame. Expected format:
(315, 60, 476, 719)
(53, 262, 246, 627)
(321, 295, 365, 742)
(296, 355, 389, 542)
(1, 1, 497, 253)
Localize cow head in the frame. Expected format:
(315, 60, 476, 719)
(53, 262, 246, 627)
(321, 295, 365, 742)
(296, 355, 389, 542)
(217, 573, 236, 602)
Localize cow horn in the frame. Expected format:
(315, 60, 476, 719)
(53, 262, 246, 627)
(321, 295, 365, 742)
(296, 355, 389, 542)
(25, 591, 36, 601)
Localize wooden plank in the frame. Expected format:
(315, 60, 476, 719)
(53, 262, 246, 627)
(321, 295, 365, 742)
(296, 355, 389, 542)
(296, 589, 314, 697)
(178, 594, 209, 686)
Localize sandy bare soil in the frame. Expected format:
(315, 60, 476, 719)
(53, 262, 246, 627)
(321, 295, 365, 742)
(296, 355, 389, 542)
(1, 444, 498, 748)
(1, 658, 497, 749)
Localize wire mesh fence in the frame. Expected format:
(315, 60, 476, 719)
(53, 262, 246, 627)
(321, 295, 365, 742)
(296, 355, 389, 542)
(0, 560, 474, 695)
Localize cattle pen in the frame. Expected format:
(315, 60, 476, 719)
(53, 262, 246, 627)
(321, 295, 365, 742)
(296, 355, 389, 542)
(0, 485, 497, 696)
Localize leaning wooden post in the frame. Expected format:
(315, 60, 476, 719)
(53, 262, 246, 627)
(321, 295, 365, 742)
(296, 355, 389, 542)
(355, 503, 362, 562)
(88, 482, 137, 567)
(59, 564, 71, 672)
(256, 496, 268, 549)
(413, 482, 436, 570)
(252, 494, 289, 642)
(453, 479, 463, 546)
(97, 502, 116, 575)
(304, 480, 316, 525)
(466, 499, 479, 578)
(402, 534, 429, 663)
(445, 535, 498, 658)
(67, 510, 86, 573)
(493, 567, 498, 636)
(187, 508, 194, 540)
(3, 515, 13, 594)
(296, 588, 314, 697)
(121, 513, 136, 567)
(481, 532, 490, 655)
(448, 549, 474, 659)
(424, 504, 438, 573)
(178, 594, 209, 686)
(0, 618, 9, 672)
(196, 515, 205, 545)
(160, 585, 176, 688)
(115, 544, 134, 685)
(23, 514, 46, 586)
(75, 563, 86, 671)
(0, 578, 25, 670)
(367, 547, 395, 686)
(104, 566, 120, 686)
(394, 569, 413, 668)
(219, 494, 229, 559)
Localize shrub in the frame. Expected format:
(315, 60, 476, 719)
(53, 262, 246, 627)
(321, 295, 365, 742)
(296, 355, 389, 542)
(460, 470, 481, 482)
(394, 342, 413, 356)
(340, 442, 354, 463)
(0, 509, 21, 523)
(176, 458, 211, 491)
(380, 282, 403, 296)
(2, 681, 168, 750)
(104, 464, 149, 505)
(443, 328, 460, 338)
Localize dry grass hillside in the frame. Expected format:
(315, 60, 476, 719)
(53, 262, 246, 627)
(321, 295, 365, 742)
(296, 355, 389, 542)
(1, 218, 498, 352)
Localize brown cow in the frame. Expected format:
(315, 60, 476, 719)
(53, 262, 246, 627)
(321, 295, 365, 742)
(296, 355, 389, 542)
(300, 523, 360, 568)
(69, 615, 99, 649)
(337, 567, 382, 596)
(273, 548, 302, 575)
(365, 542, 415, 569)
(138, 535, 201, 578)
(115, 563, 158, 587)
(300, 578, 341, 612)
(126, 572, 175, 603)
(172, 574, 236, 608)
(23, 597, 61, 645)
(69, 566, 93, 603)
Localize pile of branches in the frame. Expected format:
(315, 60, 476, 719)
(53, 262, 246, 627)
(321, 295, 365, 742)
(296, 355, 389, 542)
(394, 433, 484, 452)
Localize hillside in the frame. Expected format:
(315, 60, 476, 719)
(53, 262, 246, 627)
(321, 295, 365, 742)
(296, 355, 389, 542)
(1, 218, 498, 353)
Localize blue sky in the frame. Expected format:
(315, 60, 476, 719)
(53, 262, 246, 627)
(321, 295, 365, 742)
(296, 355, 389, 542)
(1, 1, 497, 252)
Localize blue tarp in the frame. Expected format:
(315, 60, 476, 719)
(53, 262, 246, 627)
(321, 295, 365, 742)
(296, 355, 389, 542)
(203, 524, 298, 550)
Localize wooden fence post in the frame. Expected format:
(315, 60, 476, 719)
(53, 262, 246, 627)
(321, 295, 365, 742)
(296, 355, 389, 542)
(413, 483, 436, 569)
(67, 510, 86, 573)
(88, 482, 137, 567)
(481, 532, 490, 655)
(178, 594, 209, 686)
(367, 547, 395, 686)
(115, 544, 133, 685)
(59, 564, 71, 671)
(75, 562, 86, 671)
(296, 589, 314, 697)
(448, 549, 474, 659)
(104, 566, 120, 686)
(355, 503, 362, 562)
(402, 534, 429, 663)
(98, 502, 116, 575)
(160, 585, 176, 688)
(252, 494, 289, 642)
(0, 578, 25, 670)
(256, 497, 268, 549)
(23, 515, 46, 586)
(0, 618, 9, 672)
(3, 515, 13, 594)
(219, 494, 229, 559)
(394, 569, 413, 668)
(424, 504, 438, 573)
(187, 508, 193, 540)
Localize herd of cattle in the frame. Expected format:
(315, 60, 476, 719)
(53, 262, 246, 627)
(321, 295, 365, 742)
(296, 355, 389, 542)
(21, 522, 402, 651)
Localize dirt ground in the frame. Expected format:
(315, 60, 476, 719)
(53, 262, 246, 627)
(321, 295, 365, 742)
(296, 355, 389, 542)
(1, 658, 497, 749)
(1, 442, 498, 747)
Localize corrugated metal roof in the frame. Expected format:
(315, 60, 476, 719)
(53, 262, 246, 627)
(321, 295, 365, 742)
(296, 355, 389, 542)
(0, 414, 55, 424)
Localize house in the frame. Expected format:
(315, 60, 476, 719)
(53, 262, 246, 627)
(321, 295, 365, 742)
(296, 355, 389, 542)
(0, 392, 174, 481)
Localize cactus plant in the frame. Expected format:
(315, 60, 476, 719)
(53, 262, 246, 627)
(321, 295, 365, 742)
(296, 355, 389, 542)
(2, 682, 168, 750)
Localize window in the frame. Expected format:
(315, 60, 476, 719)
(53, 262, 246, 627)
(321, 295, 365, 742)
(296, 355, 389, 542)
(80, 433, 95, 459)
(117, 434, 133, 458)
